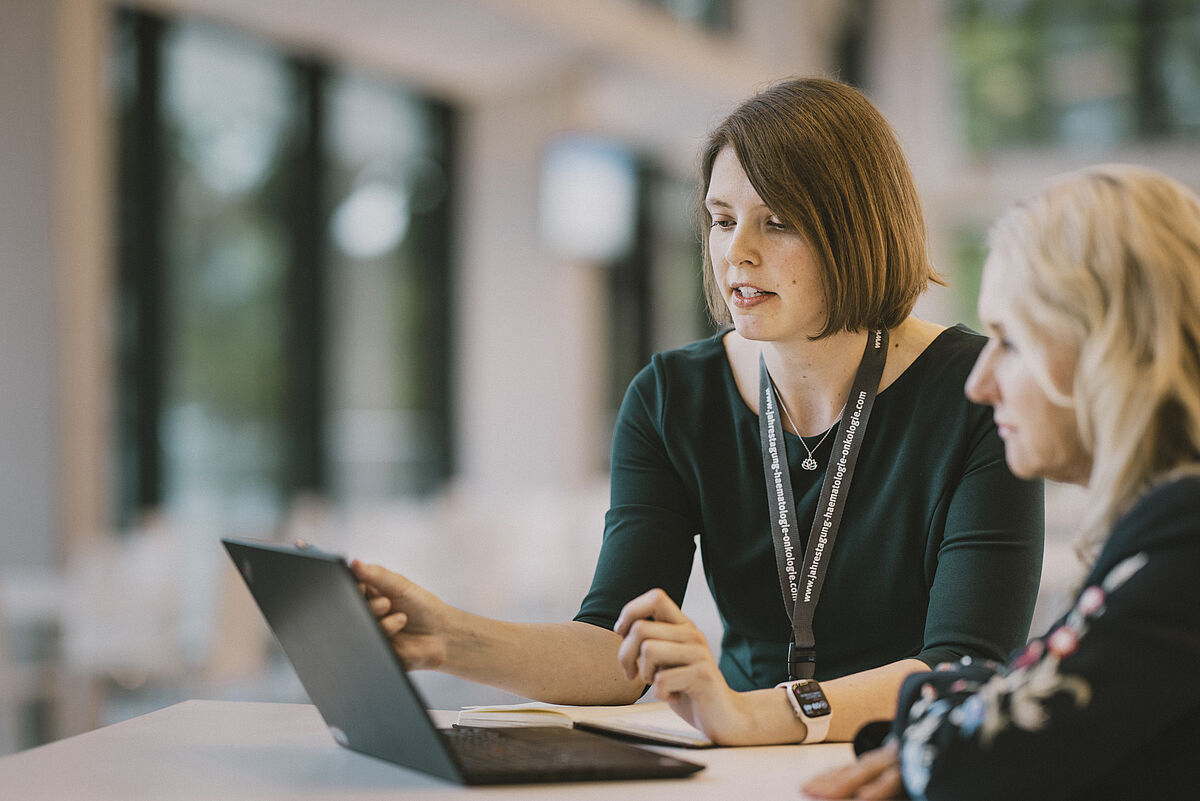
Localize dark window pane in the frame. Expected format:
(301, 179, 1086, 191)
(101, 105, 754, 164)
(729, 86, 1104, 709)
(951, 0, 1200, 152)
(323, 72, 453, 501)
(159, 22, 295, 526)
(115, 13, 457, 525)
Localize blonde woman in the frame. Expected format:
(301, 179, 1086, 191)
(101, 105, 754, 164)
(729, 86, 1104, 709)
(805, 164, 1200, 800)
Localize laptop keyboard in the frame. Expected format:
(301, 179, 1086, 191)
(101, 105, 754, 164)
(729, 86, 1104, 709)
(440, 725, 700, 783)
(445, 726, 610, 771)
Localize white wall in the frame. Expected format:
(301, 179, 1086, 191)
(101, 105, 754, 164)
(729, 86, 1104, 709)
(0, 0, 60, 568)
(457, 83, 612, 487)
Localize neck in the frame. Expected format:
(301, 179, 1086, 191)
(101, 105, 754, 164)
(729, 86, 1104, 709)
(761, 329, 870, 437)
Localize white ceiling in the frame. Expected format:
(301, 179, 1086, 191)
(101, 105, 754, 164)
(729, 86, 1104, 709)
(132, 0, 814, 167)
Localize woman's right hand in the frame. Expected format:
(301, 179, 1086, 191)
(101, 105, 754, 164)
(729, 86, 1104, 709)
(802, 741, 906, 799)
(615, 588, 762, 744)
(350, 561, 454, 670)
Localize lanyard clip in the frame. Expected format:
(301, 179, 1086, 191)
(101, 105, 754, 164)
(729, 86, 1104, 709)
(788, 643, 816, 681)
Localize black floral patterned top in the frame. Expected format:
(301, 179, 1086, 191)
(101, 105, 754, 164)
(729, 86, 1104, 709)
(887, 474, 1200, 801)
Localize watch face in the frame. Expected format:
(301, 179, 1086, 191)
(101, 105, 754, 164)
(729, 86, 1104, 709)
(791, 680, 831, 718)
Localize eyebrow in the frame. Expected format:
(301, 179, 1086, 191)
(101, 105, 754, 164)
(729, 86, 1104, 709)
(704, 197, 774, 214)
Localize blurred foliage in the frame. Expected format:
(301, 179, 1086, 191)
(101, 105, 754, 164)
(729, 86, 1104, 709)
(951, 0, 1200, 153)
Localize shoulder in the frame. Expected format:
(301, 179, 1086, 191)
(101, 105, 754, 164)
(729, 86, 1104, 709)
(882, 323, 986, 400)
(1080, 474, 1200, 662)
(931, 322, 986, 355)
(619, 330, 731, 414)
(872, 324, 1005, 468)
(912, 323, 986, 371)
(1137, 472, 1200, 517)
(1084, 472, 1200, 595)
(633, 330, 730, 388)
(653, 329, 730, 365)
(1103, 473, 1200, 556)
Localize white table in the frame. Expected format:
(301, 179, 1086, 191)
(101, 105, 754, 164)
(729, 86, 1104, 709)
(0, 700, 855, 799)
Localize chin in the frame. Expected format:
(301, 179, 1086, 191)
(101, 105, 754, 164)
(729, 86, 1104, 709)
(1003, 452, 1042, 482)
(730, 317, 769, 341)
(1005, 453, 1088, 486)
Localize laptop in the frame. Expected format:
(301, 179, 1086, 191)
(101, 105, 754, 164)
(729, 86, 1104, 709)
(221, 537, 704, 785)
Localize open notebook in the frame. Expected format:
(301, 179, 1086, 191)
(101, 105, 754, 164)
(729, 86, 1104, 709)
(458, 700, 713, 748)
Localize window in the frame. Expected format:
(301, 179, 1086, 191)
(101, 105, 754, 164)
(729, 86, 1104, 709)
(640, 0, 735, 34)
(952, 0, 1200, 153)
(944, 0, 1200, 334)
(607, 165, 708, 416)
(114, 9, 455, 530)
(323, 72, 455, 503)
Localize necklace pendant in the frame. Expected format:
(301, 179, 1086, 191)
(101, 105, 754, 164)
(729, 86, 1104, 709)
(801, 457, 818, 471)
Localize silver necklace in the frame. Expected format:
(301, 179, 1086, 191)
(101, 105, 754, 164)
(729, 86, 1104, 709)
(773, 387, 843, 471)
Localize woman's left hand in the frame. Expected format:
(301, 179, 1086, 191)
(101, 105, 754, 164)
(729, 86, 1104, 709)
(615, 588, 758, 744)
(801, 741, 906, 799)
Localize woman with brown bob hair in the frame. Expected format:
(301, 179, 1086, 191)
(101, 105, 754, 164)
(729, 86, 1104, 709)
(355, 77, 1044, 746)
(698, 78, 934, 337)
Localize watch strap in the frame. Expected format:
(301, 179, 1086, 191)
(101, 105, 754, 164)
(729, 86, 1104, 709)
(775, 679, 832, 743)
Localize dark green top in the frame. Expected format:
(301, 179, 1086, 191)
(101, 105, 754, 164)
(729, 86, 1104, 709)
(575, 325, 1044, 690)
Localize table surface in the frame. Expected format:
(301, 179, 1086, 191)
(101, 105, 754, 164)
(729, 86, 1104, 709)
(0, 700, 855, 799)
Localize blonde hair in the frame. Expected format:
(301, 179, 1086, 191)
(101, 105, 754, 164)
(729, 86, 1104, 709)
(986, 164, 1200, 557)
(698, 77, 943, 336)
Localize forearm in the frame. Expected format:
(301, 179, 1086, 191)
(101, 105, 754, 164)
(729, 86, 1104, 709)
(438, 613, 647, 705)
(720, 658, 928, 745)
(820, 658, 927, 741)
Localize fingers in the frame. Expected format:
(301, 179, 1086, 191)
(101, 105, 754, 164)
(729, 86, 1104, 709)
(852, 763, 904, 800)
(367, 595, 392, 615)
(351, 560, 409, 629)
(621, 635, 709, 684)
(802, 742, 904, 800)
(644, 653, 724, 697)
(616, 591, 708, 683)
(346, 559, 451, 671)
(378, 611, 409, 637)
(614, 588, 687, 635)
(643, 659, 747, 745)
(350, 560, 411, 595)
(352, 561, 423, 607)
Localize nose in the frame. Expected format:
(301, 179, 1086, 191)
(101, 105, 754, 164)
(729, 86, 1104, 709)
(723, 223, 760, 267)
(965, 342, 997, 405)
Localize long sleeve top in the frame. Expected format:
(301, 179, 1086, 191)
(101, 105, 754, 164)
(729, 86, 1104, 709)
(574, 325, 1045, 689)
(891, 473, 1200, 800)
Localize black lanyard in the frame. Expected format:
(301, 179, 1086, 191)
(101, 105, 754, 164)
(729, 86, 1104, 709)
(758, 329, 887, 680)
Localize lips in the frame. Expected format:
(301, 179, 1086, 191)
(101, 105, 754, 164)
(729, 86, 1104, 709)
(728, 283, 774, 309)
(730, 283, 774, 299)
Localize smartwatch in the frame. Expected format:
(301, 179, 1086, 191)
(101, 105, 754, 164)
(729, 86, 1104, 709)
(775, 678, 832, 743)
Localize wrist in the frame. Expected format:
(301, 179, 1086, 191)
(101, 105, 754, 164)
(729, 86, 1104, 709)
(702, 687, 774, 746)
(438, 604, 485, 671)
(775, 679, 832, 743)
(714, 688, 813, 746)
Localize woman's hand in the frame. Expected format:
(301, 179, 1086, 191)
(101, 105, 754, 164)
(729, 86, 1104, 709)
(615, 588, 760, 744)
(350, 561, 455, 670)
(802, 741, 906, 799)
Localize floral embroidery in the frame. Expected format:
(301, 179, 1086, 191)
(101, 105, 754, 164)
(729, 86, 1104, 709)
(898, 553, 1149, 797)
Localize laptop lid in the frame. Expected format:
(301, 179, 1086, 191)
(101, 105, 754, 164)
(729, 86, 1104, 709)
(221, 537, 703, 784)
(223, 537, 467, 782)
